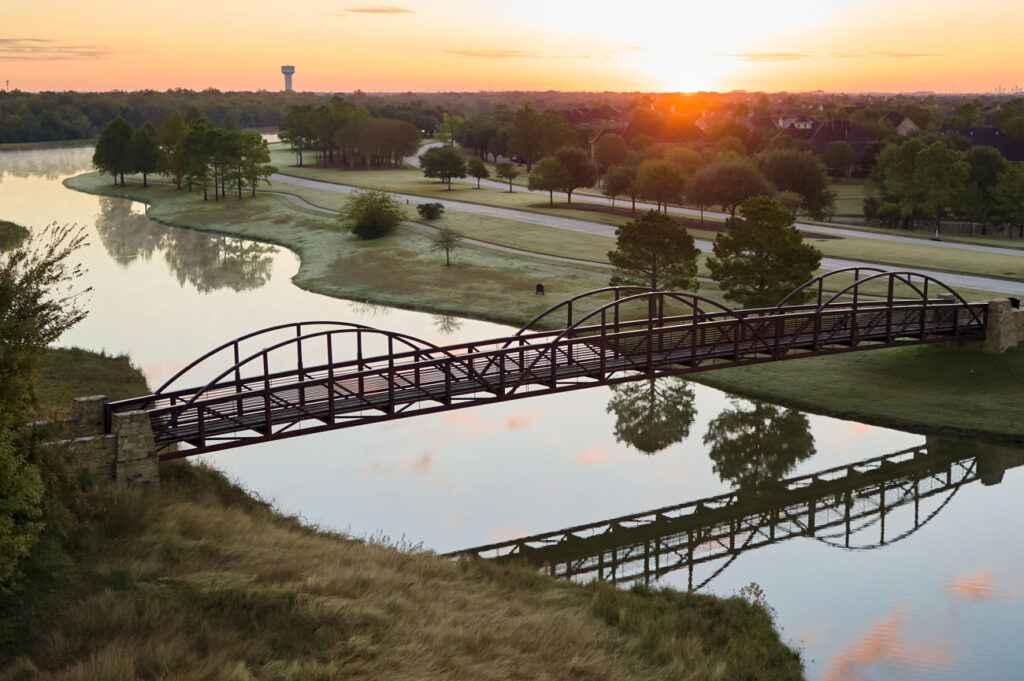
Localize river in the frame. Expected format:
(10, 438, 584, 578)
(3, 144, 1023, 680)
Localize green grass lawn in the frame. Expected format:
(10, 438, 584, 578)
(36, 347, 149, 415)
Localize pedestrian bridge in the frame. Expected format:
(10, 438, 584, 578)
(107, 267, 990, 458)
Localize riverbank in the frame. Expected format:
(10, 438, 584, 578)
(64, 171, 1024, 441)
(2, 349, 803, 680)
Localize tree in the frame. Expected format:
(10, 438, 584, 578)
(593, 133, 628, 171)
(663, 146, 704, 175)
(434, 112, 464, 146)
(554, 146, 598, 204)
(527, 156, 571, 206)
(704, 399, 815, 489)
(635, 158, 685, 212)
(180, 117, 214, 199)
(507, 104, 577, 170)
(688, 156, 774, 217)
(92, 116, 134, 185)
(419, 145, 466, 190)
(756, 148, 833, 220)
(157, 111, 187, 189)
(954, 145, 1010, 230)
(823, 140, 855, 178)
(466, 156, 489, 189)
(239, 131, 277, 198)
(608, 211, 699, 291)
(715, 135, 747, 156)
(127, 127, 159, 187)
(430, 227, 463, 266)
(340, 189, 406, 239)
(874, 138, 969, 236)
(605, 377, 696, 455)
(0, 224, 90, 587)
(707, 196, 822, 308)
(994, 166, 1024, 239)
(603, 163, 638, 212)
(495, 161, 519, 192)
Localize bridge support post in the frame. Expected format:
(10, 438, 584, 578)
(979, 299, 1024, 353)
(111, 411, 160, 487)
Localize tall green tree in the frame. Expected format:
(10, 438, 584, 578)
(127, 127, 159, 187)
(707, 196, 822, 308)
(688, 156, 774, 217)
(875, 139, 969, 236)
(756, 148, 833, 220)
(239, 131, 277, 198)
(527, 156, 571, 206)
(157, 111, 187, 189)
(593, 133, 628, 171)
(494, 161, 519, 192)
(434, 112, 464, 146)
(635, 158, 685, 212)
(0, 224, 90, 587)
(553, 146, 598, 204)
(603, 163, 639, 211)
(92, 116, 135, 186)
(608, 210, 699, 291)
(180, 117, 214, 199)
(993, 166, 1024, 239)
(466, 156, 489, 189)
(823, 141, 855, 178)
(419, 145, 466, 190)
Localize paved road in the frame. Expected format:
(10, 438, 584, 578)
(410, 144, 1024, 259)
(269, 172, 1024, 297)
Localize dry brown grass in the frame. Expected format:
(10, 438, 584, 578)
(0, 463, 802, 680)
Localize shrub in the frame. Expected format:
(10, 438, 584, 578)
(416, 202, 445, 220)
(340, 189, 406, 239)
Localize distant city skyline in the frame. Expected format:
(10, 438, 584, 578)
(4, 0, 1023, 94)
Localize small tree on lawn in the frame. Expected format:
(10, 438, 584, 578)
(430, 227, 463, 266)
(604, 163, 638, 211)
(707, 196, 822, 308)
(341, 189, 406, 239)
(554, 146, 598, 205)
(495, 161, 519, 192)
(419, 146, 467, 190)
(467, 157, 490, 188)
(608, 210, 699, 291)
(528, 156, 571, 206)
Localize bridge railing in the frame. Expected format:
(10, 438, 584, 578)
(134, 300, 986, 455)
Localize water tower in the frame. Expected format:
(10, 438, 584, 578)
(281, 65, 295, 91)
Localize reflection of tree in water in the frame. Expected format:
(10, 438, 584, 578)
(95, 197, 165, 265)
(162, 231, 276, 294)
(432, 314, 462, 336)
(703, 398, 815, 489)
(95, 196, 276, 293)
(348, 301, 390, 317)
(606, 377, 696, 455)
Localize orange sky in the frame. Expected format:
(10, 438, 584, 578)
(3, 0, 1023, 93)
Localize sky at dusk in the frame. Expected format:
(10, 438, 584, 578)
(3, 0, 1023, 94)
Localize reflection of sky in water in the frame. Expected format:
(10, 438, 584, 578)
(6, 146, 1024, 680)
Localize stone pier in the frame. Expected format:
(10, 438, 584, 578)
(58, 395, 159, 486)
(979, 299, 1024, 353)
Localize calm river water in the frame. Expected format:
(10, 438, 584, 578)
(3, 145, 1023, 680)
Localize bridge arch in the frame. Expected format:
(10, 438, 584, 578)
(516, 286, 652, 334)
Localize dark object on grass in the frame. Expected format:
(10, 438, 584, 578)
(417, 202, 445, 220)
(536, 283, 545, 295)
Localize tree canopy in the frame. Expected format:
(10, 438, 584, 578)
(707, 196, 821, 308)
(553, 146, 598, 204)
(92, 116, 135, 185)
(528, 156, 571, 206)
(419, 145, 467, 190)
(608, 211, 699, 291)
(340, 189, 406, 239)
(687, 156, 774, 217)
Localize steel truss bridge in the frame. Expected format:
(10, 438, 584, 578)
(107, 268, 988, 457)
(452, 439, 1024, 590)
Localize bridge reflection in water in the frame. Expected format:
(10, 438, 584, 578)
(452, 437, 1024, 591)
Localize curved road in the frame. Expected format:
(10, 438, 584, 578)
(269, 171, 1024, 297)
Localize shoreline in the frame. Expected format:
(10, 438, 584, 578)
(64, 171, 1024, 443)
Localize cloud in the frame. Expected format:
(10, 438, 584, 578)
(504, 412, 538, 430)
(712, 52, 811, 62)
(824, 608, 953, 681)
(339, 5, 413, 13)
(443, 49, 591, 60)
(946, 568, 993, 602)
(575, 447, 608, 464)
(869, 50, 939, 59)
(0, 38, 113, 61)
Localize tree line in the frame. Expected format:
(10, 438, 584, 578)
(93, 111, 277, 200)
(278, 98, 421, 169)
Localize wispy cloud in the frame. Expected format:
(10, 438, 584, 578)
(339, 5, 413, 14)
(711, 52, 811, 62)
(444, 49, 592, 59)
(0, 38, 114, 61)
(870, 50, 939, 58)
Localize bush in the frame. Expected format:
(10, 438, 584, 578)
(340, 189, 406, 239)
(416, 202, 445, 220)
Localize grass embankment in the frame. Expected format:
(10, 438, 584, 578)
(36, 347, 149, 415)
(698, 343, 1024, 440)
(64, 172, 739, 325)
(1, 349, 802, 680)
(269, 148, 1024, 282)
(0, 220, 29, 250)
